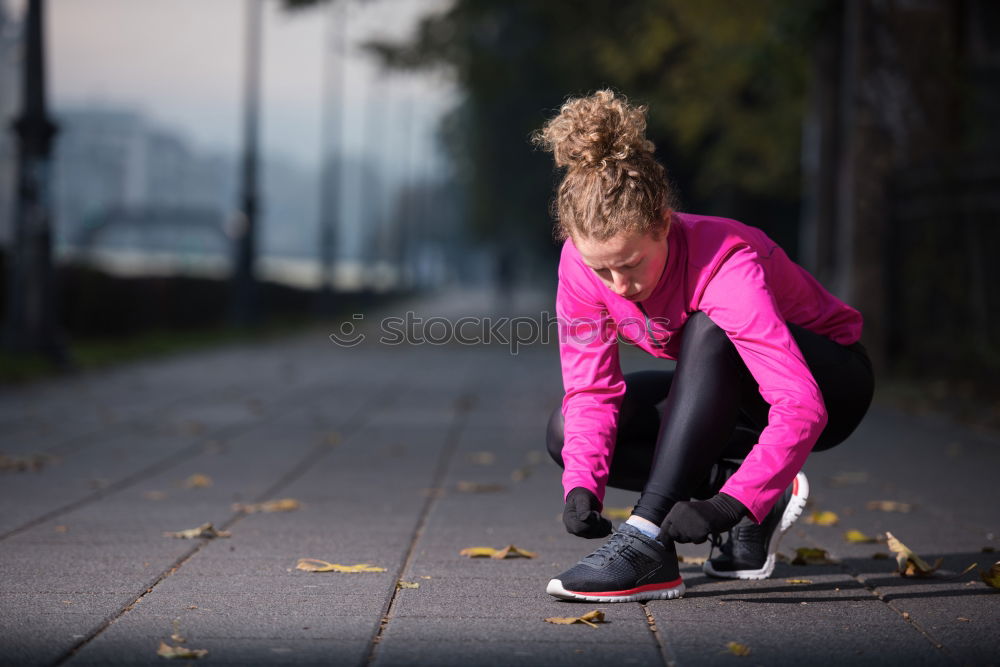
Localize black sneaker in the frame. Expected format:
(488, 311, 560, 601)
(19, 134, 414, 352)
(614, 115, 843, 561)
(703, 472, 809, 580)
(546, 523, 685, 602)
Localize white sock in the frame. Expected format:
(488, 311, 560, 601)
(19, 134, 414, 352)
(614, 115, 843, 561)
(626, 515, 661, 540)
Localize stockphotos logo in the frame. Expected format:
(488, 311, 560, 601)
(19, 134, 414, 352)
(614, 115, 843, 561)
(328, 311, 672, 355)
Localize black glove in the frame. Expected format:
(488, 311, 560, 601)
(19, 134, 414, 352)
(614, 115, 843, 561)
(562, 487, 612, 539)
(660, 493, 748, 544)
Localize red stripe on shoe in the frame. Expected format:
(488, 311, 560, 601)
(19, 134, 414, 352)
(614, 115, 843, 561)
(792, 476, 799, 495)
(565, 577, 684, 597)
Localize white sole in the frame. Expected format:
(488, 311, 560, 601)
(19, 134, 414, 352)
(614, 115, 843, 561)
(545, 578, 685, 602)
(703, 472, 810, 580)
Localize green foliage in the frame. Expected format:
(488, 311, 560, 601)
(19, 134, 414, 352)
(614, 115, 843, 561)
(365, 0, 823, 246)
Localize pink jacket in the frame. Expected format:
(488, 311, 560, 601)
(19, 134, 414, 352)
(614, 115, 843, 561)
(556, 213, 863, 522)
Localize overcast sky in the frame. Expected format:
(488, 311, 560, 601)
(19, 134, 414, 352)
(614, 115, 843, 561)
(16, 0, 456, 170)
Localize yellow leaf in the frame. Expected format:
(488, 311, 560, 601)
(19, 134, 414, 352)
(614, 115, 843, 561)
(844, 530, 880, 543)
(456, 481, 506, 493)
(785, 578, 812, 585)
(726, 641, 751, 656)
(157, 641, 207, 659)
(677, 554, 707, 565)
(980, 561, 1000, 589)
(164, 523, 231, 539)
(54, 525, 68, 533)
(867, 500, 912, 513)
(791, 547, 838, 566)
(603, 507, 633, 520)
(183, 474, 212, 489)
(396, 581, 420, 589)
(544, 610, 606, 627)
(232, 498, 301, 513)
(295, 559, 386, 573)
(886, 532, 942, 577)
(459, 545, 537, 559)
(805, 511, 839, 526)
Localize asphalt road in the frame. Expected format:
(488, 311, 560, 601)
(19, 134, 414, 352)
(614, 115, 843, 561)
(1, 288, 998, 666)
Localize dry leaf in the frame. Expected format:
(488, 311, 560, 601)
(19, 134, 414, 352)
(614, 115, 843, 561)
(164, 523, 231, 539)
(0, 453, 56, 472)
(396, 581, 420, 589)
(785, 578, 813, 585)
(791, 547, 838, 566)
(295, 559, 386, 573)
(677, 554, 707, 565)
(459, 544, 537, 559)
(232, 498, 301, 513)
(844, 529, 881, 544)
(144, 491, 168, 501)
(544, 610, 605, 628)
(510, 467, 533, 482)
(805, 510, 839, 526)
(54, 525, 68, 533)
(886, 532, 942, 577)
(456, 481, 506, 493)
(828, 471, 869, 487)
(157, 641, 207, 659)
(980, 561, 1000, 589)
(467, 451, 495, 465)
(603, 507, 633, 520)
(867, 500, 912, 513)
(183, 474, 212, 489)
(726, 642, 751, 656)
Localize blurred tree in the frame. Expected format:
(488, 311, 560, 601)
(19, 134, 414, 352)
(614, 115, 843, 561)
(357, 0, 822, 255)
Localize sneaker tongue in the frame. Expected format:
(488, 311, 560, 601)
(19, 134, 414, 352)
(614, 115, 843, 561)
(617, 522, 646, 537)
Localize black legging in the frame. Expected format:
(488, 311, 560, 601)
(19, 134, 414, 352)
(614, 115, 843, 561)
(546, 311, 875, 525)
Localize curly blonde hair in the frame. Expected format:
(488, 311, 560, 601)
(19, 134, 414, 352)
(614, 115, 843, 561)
(533, 90, 675, 242)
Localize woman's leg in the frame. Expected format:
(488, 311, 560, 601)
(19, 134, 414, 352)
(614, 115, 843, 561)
(546, 312, 875, 520)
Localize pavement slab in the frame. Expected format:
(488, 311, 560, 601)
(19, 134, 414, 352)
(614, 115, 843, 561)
(2, 289, 998, 666)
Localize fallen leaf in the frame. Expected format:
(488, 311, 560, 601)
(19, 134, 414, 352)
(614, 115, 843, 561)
(980, 561, 1000, 589)
(144, 491, 168, 501)
(828, 471, 869, 487)
(164, 523, 231, 539)
(459, 545, 537, 559)
(867, 500, 912, 513)
(0, 453, 56, 472)
(805, 511, 839, 526)
(54, 525, 68, 533)
(726, 642, 751, 656)
(791, 547, 838, 566)
(785, 578, 813, 585)
(603, 507, 633, 520)
(456, 481, 506, 493)
(232, 498, 301, 513)
(157, 641, 207, 659)
(957, 617, 970, 622)
(396, 581, 420, 589)
(183, 474, 212, 489)
(419, 576, 432, 579)
(510, 467, 533, 482)
(295, 559, 386, 573)
(844, 529, 881, 543)
(677, 554, 707, 565)
(467, 451, 495, 465)
(886, 532, 943, 577)
(902, 612, 911, 620)
(544, 610, 605, 628)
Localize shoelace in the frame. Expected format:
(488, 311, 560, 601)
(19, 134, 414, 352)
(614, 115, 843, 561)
(580, 529, 632, 568)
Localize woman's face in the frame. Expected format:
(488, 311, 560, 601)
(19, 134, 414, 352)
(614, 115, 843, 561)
(574, 228, 669, 302)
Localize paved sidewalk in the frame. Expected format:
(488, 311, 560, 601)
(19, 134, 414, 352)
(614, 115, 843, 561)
(1, 289, 998, 666)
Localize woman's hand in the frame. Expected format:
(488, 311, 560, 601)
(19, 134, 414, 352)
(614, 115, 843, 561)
(660, 493, 748, 543)
(562, 487, 612, 538)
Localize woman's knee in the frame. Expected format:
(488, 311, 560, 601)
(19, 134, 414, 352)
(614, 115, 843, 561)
(680, 311, 736, 360)
(545, 405, 565, 467)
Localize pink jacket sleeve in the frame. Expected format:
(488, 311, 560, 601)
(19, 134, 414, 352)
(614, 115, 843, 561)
(698, 246, 828, 522)
(556, 267, 625, 507)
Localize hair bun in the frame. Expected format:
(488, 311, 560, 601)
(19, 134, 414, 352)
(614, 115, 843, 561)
(534, 90, 654, 170)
